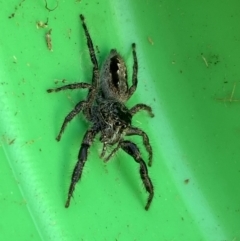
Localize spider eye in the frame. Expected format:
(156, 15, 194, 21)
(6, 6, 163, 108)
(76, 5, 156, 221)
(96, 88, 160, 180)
(115, 121, 121, 126)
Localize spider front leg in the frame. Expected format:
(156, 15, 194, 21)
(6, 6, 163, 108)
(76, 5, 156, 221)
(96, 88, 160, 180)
(121, 141, 154, 210)
(104, 140, 153, 210)
(106, 140, 154, 210)
(65, 127, 99, 208)
(126, 127, 153, 166)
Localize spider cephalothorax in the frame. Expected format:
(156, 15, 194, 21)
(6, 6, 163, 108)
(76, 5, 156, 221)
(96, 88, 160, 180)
(47, 14, 154, 210)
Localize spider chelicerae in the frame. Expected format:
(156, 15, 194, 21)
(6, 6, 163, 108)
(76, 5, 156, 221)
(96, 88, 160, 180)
(47, 14, 154, 210)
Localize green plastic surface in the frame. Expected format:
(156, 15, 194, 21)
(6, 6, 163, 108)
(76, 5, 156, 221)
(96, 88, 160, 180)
(1, 0, 240, 240)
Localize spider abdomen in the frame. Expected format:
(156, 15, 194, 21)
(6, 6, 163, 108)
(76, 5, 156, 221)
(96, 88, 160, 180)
(100, 50, 129, 102)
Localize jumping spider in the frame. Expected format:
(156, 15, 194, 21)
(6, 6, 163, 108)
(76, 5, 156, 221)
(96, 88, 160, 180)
(47, 14, 154, 210)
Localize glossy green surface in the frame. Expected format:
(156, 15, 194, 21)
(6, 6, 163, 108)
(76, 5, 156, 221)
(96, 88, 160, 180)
(1, 0, 240, 240)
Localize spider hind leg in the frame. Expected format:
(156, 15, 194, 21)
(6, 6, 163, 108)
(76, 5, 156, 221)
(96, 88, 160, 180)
(127, 43, 138, 99)
(80, 14, 98, 71)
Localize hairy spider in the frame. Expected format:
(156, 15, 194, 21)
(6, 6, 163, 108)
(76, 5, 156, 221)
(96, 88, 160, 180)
(47, 14, 154, 210)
